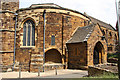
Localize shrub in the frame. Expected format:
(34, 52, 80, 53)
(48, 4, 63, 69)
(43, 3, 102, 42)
(107, 53, 118, 59)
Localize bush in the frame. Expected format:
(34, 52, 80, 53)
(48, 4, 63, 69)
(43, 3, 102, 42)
(107, 53, 118, 59)
(84, 72, 118, 78)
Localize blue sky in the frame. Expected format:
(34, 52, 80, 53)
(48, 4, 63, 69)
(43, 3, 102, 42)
(20, 0, 118, 28)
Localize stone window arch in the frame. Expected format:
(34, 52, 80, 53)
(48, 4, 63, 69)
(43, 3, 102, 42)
(23, 20, 35, 46)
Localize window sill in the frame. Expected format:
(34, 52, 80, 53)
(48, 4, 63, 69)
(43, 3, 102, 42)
(20, 46, 35, 49)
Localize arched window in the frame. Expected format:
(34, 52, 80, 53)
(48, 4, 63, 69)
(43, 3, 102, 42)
(51, 35, 55, 45)
(23, 20, 35, 46)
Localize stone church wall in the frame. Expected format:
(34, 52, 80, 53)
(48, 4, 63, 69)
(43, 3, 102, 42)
(0, 0, 118, 72)
(1, 0, 19, 12)
(16, 8, 89, 71)
(100, 27, 118, 54)
(0, 13, 15, 71)
(0, 0, 19, 71)
(87, 24, 107, 66)
(66, 42, 87, 69)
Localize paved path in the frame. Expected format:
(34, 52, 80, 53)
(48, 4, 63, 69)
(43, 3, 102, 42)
(40, 71, 87, 78)
(1, 69, 88, 79)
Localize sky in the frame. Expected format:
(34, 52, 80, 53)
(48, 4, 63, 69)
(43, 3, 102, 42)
(20, 0, 119, 28)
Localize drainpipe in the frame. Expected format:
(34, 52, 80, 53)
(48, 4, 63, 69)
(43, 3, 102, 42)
(43, 10, 46, 72)
(13, 13, 18, 71)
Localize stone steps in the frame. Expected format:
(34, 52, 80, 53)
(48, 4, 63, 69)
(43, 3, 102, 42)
(31, 58, 43, 62)
(31, 54, 43, 57)
(31, 62, 43, 65)
(30, 53, 44, 72)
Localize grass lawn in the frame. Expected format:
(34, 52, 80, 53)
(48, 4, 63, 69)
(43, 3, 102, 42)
(65, 73, 119, 80)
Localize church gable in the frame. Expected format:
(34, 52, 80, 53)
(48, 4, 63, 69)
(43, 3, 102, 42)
(87, 24, 107, 66)
(87, 24, 106, 43)
(66, 24, 95, 43)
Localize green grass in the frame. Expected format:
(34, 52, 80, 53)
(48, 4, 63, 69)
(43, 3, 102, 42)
(63, 73, 119, 80)
(107, 53, 118, 59)
(87, 73, 118, 78)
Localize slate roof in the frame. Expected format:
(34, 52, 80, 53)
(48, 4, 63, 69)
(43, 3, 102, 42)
(89, 16, 115, 30)
(66, 24, 95, 44)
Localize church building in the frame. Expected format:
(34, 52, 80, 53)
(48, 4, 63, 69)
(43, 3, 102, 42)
(0, 0, 118, 72)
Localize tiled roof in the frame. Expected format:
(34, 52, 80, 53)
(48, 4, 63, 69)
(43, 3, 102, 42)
(89, 16, 115, 30)
(66, 24, 95, 43)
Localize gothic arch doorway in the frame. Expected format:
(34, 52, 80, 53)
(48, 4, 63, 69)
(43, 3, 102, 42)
(93, 41, 105, 65)
(45, 49, 62, 63)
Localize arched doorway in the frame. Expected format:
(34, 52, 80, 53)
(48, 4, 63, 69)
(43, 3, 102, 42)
(93, 42, 105, 65)
(45, 49, 62, 63)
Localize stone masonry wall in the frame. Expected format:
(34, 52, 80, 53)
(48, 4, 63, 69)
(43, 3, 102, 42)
(0, 13, 15, 71)
(1, 0, 19, 12)
(101, 27, 118, 54)
(16, 8, 89, 71)
(0, 13, 15, 30)
(67, 42, 87, 69)
(1, 52, 14, 71)
(87, 24, 107, 66)
(0, 0, 19, 71)
(1, 31, 14, 51)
